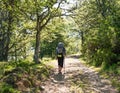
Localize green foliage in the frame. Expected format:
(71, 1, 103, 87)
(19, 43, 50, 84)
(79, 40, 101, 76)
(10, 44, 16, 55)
(15, 60, 31, 68)
(0, 0, 77, 63)
(111, 78, 120, 92)
(0, 0, 65, 62)
(0, 58, 52, 92)
(3, 60, 30, 74)
(0, 62, 7, 79)
(0, 83, 20, 93)
(40, 18, 68, 58)
(74, 1, 120, 91)
(74, 0, 120, 70)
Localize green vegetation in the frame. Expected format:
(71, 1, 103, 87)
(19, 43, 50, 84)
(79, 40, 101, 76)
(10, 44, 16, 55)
(74, 0, 120, 68)
(0, 59, 52, 93)
(73, 0, 120, 91)
(0, 0, 120, 92)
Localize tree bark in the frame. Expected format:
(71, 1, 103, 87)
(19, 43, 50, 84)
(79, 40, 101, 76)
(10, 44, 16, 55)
(34, 13, 41, 63)
(5, 11, 12, 61)
(0, 0, 14, 61)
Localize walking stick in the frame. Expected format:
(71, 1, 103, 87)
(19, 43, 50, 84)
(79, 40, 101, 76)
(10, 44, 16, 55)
(64, 58, 65, 74)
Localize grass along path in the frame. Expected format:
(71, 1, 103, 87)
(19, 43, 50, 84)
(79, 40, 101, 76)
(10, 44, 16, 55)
(42, 57, 118, 93)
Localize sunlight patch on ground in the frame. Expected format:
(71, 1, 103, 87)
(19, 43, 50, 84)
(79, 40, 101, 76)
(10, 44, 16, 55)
(89, 66, 101, 72)
(70, 85, 84, 93)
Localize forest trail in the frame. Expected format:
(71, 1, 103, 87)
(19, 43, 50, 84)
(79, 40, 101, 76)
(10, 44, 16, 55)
(42, 56, 118, 93)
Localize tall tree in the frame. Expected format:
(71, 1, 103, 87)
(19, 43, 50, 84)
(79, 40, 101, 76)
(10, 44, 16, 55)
(33, 0, 67, 63)
(0, 0, 15, 61)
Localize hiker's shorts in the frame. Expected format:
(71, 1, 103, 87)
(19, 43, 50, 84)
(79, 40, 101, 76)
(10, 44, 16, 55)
(58, 56, 64, 67)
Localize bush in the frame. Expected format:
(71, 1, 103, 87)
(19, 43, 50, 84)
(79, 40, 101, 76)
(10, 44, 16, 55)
(0, 84, 20, 93)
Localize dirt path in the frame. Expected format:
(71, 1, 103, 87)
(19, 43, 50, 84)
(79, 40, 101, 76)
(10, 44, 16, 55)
(42, 57, 118, 93)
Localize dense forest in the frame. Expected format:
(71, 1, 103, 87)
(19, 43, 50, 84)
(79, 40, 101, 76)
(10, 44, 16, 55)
(78, 0, 120, 69)
(0, 0, 120, 92)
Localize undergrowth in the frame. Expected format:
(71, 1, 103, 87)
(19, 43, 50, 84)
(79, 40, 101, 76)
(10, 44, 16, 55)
(100, 63, 120, 92)
(0, 59, 52, 93)
(81, 58, 120, 92)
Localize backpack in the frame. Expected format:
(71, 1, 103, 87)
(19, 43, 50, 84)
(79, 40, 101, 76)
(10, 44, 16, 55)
(57, 42, 65, 57)
(57, 47, 64, 54)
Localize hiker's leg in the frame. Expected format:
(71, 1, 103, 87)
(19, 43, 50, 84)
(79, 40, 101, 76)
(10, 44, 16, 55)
(58, 56, 64, 73)
(58, 57, 63, 73)
(58, 58, 61, 72)
(61, 56, 64, 69)
(58, 66, 62, 72)
(59, 57, 64, 73)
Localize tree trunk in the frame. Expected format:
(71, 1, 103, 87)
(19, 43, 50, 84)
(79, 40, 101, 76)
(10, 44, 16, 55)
(34, 32, 41, 63)
(81, 31, 84, 45)
(5, 11, 12, 61)
(6, 0, 14, 61)
(33, 0, 52, 63)
(0, 34, 6, 61)
(0, 0, 13, 61)
(34, 15, 41, 64)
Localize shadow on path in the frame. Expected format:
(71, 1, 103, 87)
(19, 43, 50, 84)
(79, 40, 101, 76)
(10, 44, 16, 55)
(53, 73, 65, 81)
(43, 57, 118, 93)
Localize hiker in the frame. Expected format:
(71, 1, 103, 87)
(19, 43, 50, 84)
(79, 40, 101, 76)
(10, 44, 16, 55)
(56, 42, 66, 73)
